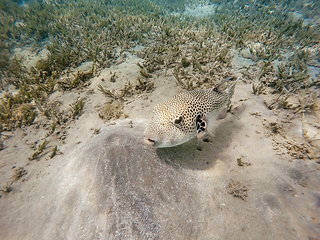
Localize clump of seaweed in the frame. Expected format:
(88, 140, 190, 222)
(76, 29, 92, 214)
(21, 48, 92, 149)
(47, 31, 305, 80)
(49, 146, 60, 159)
(140, 69, 153, 78)
(227, 179, 248, 201)
(237, 157, 251, 167)
(99, 100, 124, 121)
(98, 78, 153, 101)
(0, 138, 4, 151)
(97, 76, 154, 121)
(172, 60, 233, 91)
(0, 181, 13, 195)
(57, 70, 93, 91)
(172, 67, 194, 91)
(0, 100, 37, 130)
(15, 104, 38, 127)
(109, 72, 117, 83)
(253, 45, 318, 114)
(70, 99, 85, 118)
(98, 81, 134, 99)
(29, 139, 49, 161)
(50, 122, 57, 134)
(38, 100, 63, 122)
(275, 62, 309, 92)
(270, 122, 281, 134)
(135, 78, 155, 93)
(252, 83, 265, 95)
(93, 128, 101, 134)
(12, 167, 27, 181)
(296, 89, 319, 113)
(45, 122, 58, 137)
(97, 85, 120, 99)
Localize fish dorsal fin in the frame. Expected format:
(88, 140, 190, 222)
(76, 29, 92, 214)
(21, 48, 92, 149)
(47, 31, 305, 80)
(214, 77, 232, 92)
(214, 77, 239, 95)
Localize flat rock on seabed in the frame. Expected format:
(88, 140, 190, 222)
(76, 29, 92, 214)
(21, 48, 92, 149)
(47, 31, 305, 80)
(0, 122, 319, 239)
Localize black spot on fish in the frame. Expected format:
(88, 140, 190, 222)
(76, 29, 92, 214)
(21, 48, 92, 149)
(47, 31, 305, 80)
(174, 116, 183, 124)
(196, 115, 207, 134)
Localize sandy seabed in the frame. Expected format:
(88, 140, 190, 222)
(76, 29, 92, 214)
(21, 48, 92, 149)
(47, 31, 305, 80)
(0, 44, 319, 239)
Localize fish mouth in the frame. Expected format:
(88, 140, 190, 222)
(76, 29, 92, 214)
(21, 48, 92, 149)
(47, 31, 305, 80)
(144, 137, 156, 146)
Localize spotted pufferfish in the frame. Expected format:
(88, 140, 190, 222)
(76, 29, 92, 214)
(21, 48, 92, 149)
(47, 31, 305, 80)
(144, 78, 238, 148)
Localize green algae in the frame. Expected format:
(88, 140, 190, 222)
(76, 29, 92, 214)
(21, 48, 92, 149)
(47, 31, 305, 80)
(29, 139, 49, 161)
(70, 99, 85, 118)
(99, 100, 124, 121)
(0, 0, 318, 136)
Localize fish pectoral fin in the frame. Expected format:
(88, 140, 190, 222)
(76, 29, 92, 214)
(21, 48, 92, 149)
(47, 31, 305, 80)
(218, 106, 228, 119)
(196, 112, 218, 137)
(206, 128, 216, 137)
(205, 110, 220, 136)
(196, 131, 207, 140)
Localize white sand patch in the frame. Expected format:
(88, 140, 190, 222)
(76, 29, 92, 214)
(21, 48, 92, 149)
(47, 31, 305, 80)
(184, 4, 215, 18)
(12, 46, 49, 69)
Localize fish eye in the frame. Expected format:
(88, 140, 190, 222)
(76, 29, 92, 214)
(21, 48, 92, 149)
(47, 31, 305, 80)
(174, 116, 183, 124)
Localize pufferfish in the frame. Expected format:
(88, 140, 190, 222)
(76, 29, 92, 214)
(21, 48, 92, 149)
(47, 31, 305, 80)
(144, 78, 238, 148)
